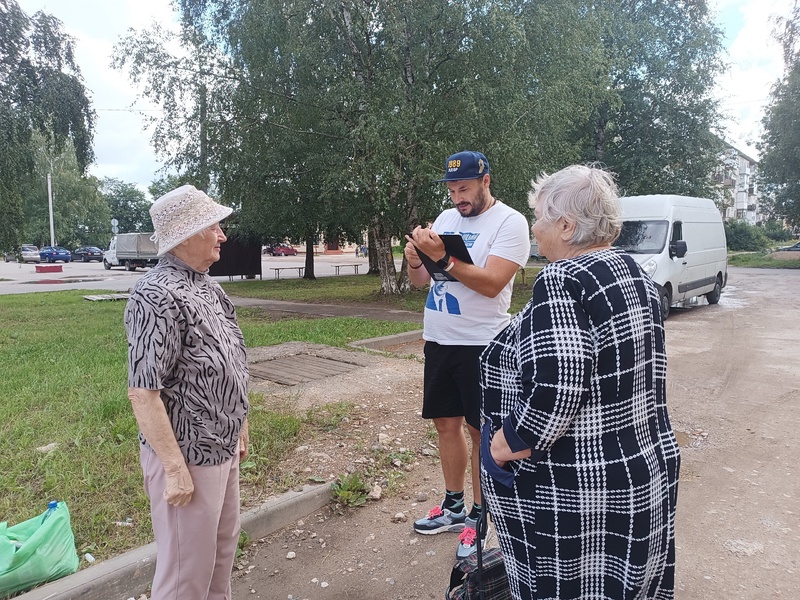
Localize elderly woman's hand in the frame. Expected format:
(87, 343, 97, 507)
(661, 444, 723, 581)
(239, 418, 249, 461)
(490, 427, 532, 466)
(163, 462, 194, 507)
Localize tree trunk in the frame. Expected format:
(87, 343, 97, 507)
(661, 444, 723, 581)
(302, 236, 316, 280)
(398, 183, 420, 293)
(370, 215, 400, 295)
(594, 106, 608, 163)
(367, 232, 379, 275)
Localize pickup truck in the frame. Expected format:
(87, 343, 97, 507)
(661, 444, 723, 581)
(103, 233, 159, 271)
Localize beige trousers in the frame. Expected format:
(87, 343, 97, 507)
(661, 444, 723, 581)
(140, 446, 240, 600)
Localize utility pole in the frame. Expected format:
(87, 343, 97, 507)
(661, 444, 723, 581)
(47, 172, 55, 246)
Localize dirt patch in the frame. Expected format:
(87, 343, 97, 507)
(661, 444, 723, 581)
(240, 341, 433, 507)
(234, 338, 474, 599)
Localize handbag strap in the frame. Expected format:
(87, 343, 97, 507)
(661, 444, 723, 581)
(476, 442, 488, 600)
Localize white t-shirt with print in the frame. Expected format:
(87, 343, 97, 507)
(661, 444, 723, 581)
(423, 200, 530, 345)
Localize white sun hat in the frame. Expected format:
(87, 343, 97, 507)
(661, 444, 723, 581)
(149, 185, 233, 256)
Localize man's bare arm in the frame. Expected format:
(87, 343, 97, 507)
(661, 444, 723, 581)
(406, 226, 521, 297)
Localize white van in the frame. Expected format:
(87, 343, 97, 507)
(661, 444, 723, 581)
(615, 195, 728, 319)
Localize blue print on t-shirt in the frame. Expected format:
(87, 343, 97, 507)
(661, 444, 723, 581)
(425, 280, 461, 314)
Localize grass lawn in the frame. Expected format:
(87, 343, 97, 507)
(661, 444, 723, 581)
(221, 266, 540, 314)
(0, 288, 422, 563)
(728, 252, 800, 268)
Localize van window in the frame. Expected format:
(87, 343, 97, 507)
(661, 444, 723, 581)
(615, 220, 669, 254)
(671, 222, 683, 243)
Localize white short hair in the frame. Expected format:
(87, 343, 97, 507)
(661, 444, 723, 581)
(528, 165, 622, 248)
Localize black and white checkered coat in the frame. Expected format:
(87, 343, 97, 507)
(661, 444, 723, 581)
(480, 249, 680, 600)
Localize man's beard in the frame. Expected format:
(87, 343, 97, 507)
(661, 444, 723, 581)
(459, 187, 491, 217)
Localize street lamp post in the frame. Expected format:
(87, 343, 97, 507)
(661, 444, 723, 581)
(47, 172, 55, 246)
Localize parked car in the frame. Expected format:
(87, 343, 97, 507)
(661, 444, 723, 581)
(272, 244, 298, 256)
(39, 246, 72, 263)
(73, 246, 104, 262)
(5, 245, 41, 263)
(777, 241, 800, 251)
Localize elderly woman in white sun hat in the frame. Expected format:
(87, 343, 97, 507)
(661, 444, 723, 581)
(125, 184, 249, 600)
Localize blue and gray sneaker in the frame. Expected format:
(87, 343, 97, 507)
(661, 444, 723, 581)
(455, 516, 489, 559)
(413, 503, 466, 535)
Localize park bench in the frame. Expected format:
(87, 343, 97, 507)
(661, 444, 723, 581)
(332, 263, 360, 275)
(271, 266, 305, 279)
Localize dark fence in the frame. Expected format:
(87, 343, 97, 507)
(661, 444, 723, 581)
(209, 238, 262, 279)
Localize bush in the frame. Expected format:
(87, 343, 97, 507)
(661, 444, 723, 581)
(725, 219, 770, 251)
(762, 219, 794, 242)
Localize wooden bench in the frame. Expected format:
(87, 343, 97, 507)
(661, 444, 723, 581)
(333, 264, 360, 275)
(271, 266, 304, 279)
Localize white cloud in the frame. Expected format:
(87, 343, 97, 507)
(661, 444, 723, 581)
(17, 0, 178, 196)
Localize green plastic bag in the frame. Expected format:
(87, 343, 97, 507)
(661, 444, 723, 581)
(0, 501, 79, 598)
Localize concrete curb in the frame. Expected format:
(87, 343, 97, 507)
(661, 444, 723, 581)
(16, 484, 332, 600)
(348, 329, 423, 351)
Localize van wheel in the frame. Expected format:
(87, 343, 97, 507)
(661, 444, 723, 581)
(706, 276, 722, 304)
(103, 259, 111, 270)
(125, 261, 136, 272)
(659, 286, 671, 321)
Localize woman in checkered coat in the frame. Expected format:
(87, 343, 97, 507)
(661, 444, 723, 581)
(480, 165, 680, 600)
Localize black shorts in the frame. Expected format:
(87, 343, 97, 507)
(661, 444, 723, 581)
(422, 341, 485, 430)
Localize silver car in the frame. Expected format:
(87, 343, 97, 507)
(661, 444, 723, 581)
(18, 245, 41, 263)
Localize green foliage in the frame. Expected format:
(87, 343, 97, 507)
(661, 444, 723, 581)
(114, 0, 608, 292)
(331, 473, 370, 508)
(762, 219, 794, 242)
(102, 178, 153, 233)
(148, 175, 190, 201)
(759, 62, 800, 226)
(236, 530, 249, 558)
(305, 403, 356, 432)
(113, 0, 726, 290)
(724, 219, 771, 251)
(581, 0, 726, 198)
(0, 1, 95, 250)
(22, 134, 111, 248)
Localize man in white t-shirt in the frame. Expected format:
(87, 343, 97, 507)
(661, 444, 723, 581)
(405, 150, 530, 559)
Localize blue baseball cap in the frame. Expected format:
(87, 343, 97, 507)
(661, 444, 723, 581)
(434, 150, 490, 182)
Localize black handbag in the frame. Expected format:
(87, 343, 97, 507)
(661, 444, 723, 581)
(446, 541, 511, 599)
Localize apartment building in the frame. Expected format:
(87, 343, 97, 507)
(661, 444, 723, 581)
(713, 143, 762, 224)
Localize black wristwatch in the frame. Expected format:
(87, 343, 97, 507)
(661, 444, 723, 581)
(435, 253, 450, 269)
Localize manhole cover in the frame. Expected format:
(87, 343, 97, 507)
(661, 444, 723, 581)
(249, 354, 361, 386)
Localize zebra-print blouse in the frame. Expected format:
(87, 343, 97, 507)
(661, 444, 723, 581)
(125, 253, 249, 466)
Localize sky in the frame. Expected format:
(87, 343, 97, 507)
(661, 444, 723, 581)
(15, 0, 796, 197)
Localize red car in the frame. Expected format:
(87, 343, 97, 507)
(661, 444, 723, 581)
(272, 244, 298, 256)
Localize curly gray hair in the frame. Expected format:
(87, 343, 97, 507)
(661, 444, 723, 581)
(528, 165, 622, 248)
